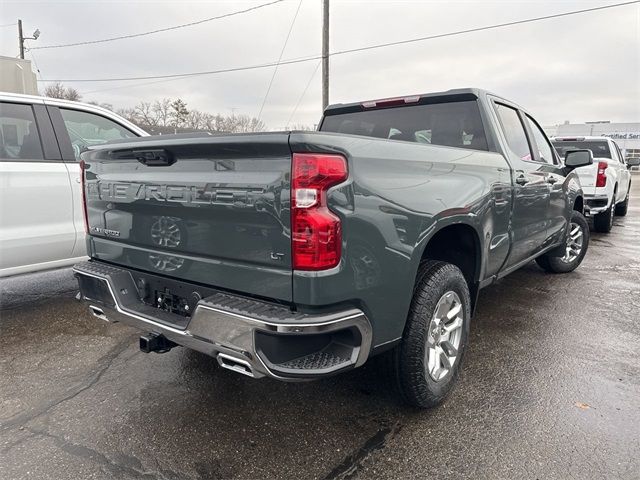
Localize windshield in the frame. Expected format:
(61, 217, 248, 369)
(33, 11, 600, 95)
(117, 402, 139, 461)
(552, 140, 611, 159)
(320, 100, 488, 151)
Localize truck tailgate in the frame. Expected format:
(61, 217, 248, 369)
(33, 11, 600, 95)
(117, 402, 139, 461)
(82, 134, 293, 302)
(574, 162, 597, 196)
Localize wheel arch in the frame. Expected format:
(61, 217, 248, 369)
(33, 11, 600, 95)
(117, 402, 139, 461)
(416, 221, 483, 310)
(573, 195, 584, 214)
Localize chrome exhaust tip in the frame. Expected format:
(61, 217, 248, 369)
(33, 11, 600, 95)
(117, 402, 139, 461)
(89, 305, 111, 322)
(217, 353, 255, 377)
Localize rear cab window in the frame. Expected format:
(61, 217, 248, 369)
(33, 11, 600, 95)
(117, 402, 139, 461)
(552, 139, 612, 160)
(0, 102, 44, 160)
(319, 99, 489, 151)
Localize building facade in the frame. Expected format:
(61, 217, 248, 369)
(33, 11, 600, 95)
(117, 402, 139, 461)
(0, 56, 38, 96)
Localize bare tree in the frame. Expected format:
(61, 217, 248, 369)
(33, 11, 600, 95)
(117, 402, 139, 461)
(186, 110, 205, 130)
(203, 113, 227, 132)
(116, 108, 139, 125)
(43, 82, 82, 101)
(153, 98, 172, 127)
(229, 114, 266, 133)
(134, 101, 158, 126)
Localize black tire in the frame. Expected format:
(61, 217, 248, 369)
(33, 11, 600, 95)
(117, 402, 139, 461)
(391, 260, 471, 408)
(615, 185, 630, 216)
(536, 210, 589, 274)
(593, 198, 615, 233)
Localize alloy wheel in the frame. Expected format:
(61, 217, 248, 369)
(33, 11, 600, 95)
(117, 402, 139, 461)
(426, 291, 464, 381)
(562, 221, 583, 263)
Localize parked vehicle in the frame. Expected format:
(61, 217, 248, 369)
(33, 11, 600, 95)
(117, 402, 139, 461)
(552, 136, 633, 232)
(0, 92, 147, 277)
(74, 88, 592, 408)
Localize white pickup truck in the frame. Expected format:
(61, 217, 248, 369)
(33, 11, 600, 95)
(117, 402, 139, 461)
(552, 136, 636, 232)
(0, 92, 147, 277)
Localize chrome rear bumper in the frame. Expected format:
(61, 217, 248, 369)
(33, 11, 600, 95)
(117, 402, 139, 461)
(584, 193, 610, 215)
(73, 261, 372, 380)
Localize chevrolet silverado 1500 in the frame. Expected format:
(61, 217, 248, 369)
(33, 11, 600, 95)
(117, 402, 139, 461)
(552, 136, 635, 232)
(74, 89, 593, 408)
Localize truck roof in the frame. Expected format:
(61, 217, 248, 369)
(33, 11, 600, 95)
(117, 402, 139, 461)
(324, 87, 516, 115)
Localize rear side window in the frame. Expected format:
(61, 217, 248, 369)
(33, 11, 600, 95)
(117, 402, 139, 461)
(494, 103, 532, 162)
(551, 140, 611, 160)
(0, 102, 44, 160)
(320, 100, 489, 151)
(59, 108, 137, 160)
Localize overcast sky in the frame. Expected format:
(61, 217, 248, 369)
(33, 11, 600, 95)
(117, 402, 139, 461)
(1, 0, 639, 128)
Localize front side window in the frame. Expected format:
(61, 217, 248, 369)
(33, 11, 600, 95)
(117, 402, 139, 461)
(320, 100, 489, 151)
(0, 102, 44, 160)
(494, 103, 532, 162)
(525, 115, 555, 164)
(59, 108, 136, 160)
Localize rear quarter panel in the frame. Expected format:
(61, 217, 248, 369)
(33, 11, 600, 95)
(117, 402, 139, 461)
(290, 132, 512, 347)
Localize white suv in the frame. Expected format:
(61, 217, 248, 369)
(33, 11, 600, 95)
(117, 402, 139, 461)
(0, 92, 147, 277)
(552, 136, 632, 233)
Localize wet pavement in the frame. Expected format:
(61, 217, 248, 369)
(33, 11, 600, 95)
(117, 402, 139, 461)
(1, 179, 639, 480)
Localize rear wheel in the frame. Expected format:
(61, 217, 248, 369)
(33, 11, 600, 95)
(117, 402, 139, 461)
(615, 185, 630, 216)
(391, 260, 471, 408)
(593, 197, 615, 233)
(536, 211, 589, 273)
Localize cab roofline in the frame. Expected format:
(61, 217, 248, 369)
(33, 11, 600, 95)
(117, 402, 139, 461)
(323, 88, 498, 115)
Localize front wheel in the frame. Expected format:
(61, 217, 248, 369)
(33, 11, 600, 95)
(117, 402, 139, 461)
(391, 260, 471, 408)
(535, 210, 589, 273)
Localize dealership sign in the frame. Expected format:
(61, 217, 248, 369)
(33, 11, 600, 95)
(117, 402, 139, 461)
(602, 132, 640, 139)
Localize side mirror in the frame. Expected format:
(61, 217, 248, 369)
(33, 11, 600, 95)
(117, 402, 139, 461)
(627, 157, 640, 168)
(564, 149, 593, 169)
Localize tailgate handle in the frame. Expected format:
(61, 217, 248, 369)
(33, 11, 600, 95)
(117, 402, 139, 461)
(134, 149, 175, 166)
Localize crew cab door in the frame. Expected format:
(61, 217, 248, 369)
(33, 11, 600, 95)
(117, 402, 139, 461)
(522, 114, 568, 246)
(0, 100, 74, 275)
(492, 102, 550, 267)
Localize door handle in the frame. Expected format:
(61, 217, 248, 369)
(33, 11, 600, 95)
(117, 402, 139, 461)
(515, 175, 528, 186)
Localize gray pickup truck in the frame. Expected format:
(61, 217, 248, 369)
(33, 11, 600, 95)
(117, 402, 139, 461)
(74, 88, 593, 408)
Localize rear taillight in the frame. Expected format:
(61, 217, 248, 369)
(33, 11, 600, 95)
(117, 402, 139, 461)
(80, 160, 89, 234)
(596, 161, 608, 188)
(291, 153, 348, 270)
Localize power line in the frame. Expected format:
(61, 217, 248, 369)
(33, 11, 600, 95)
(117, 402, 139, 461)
(257, 0, 303, 121)
(30, 0, 284, 50)
(0, 22, 17, 28)
(40, 0, 639, 83)
(331, 0, 640, 58)
(286, 60, 321, 128)
(25, 40, 44, 80)
(45, 54, 322, 83)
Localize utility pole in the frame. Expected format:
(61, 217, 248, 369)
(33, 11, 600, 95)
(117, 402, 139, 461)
(17, 20, 40, 59)
(18, 19, 25, 59)
(321, 0, 329, 111)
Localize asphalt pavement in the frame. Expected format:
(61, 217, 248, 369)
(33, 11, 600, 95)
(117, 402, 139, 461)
(1, 179, 639, 480)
